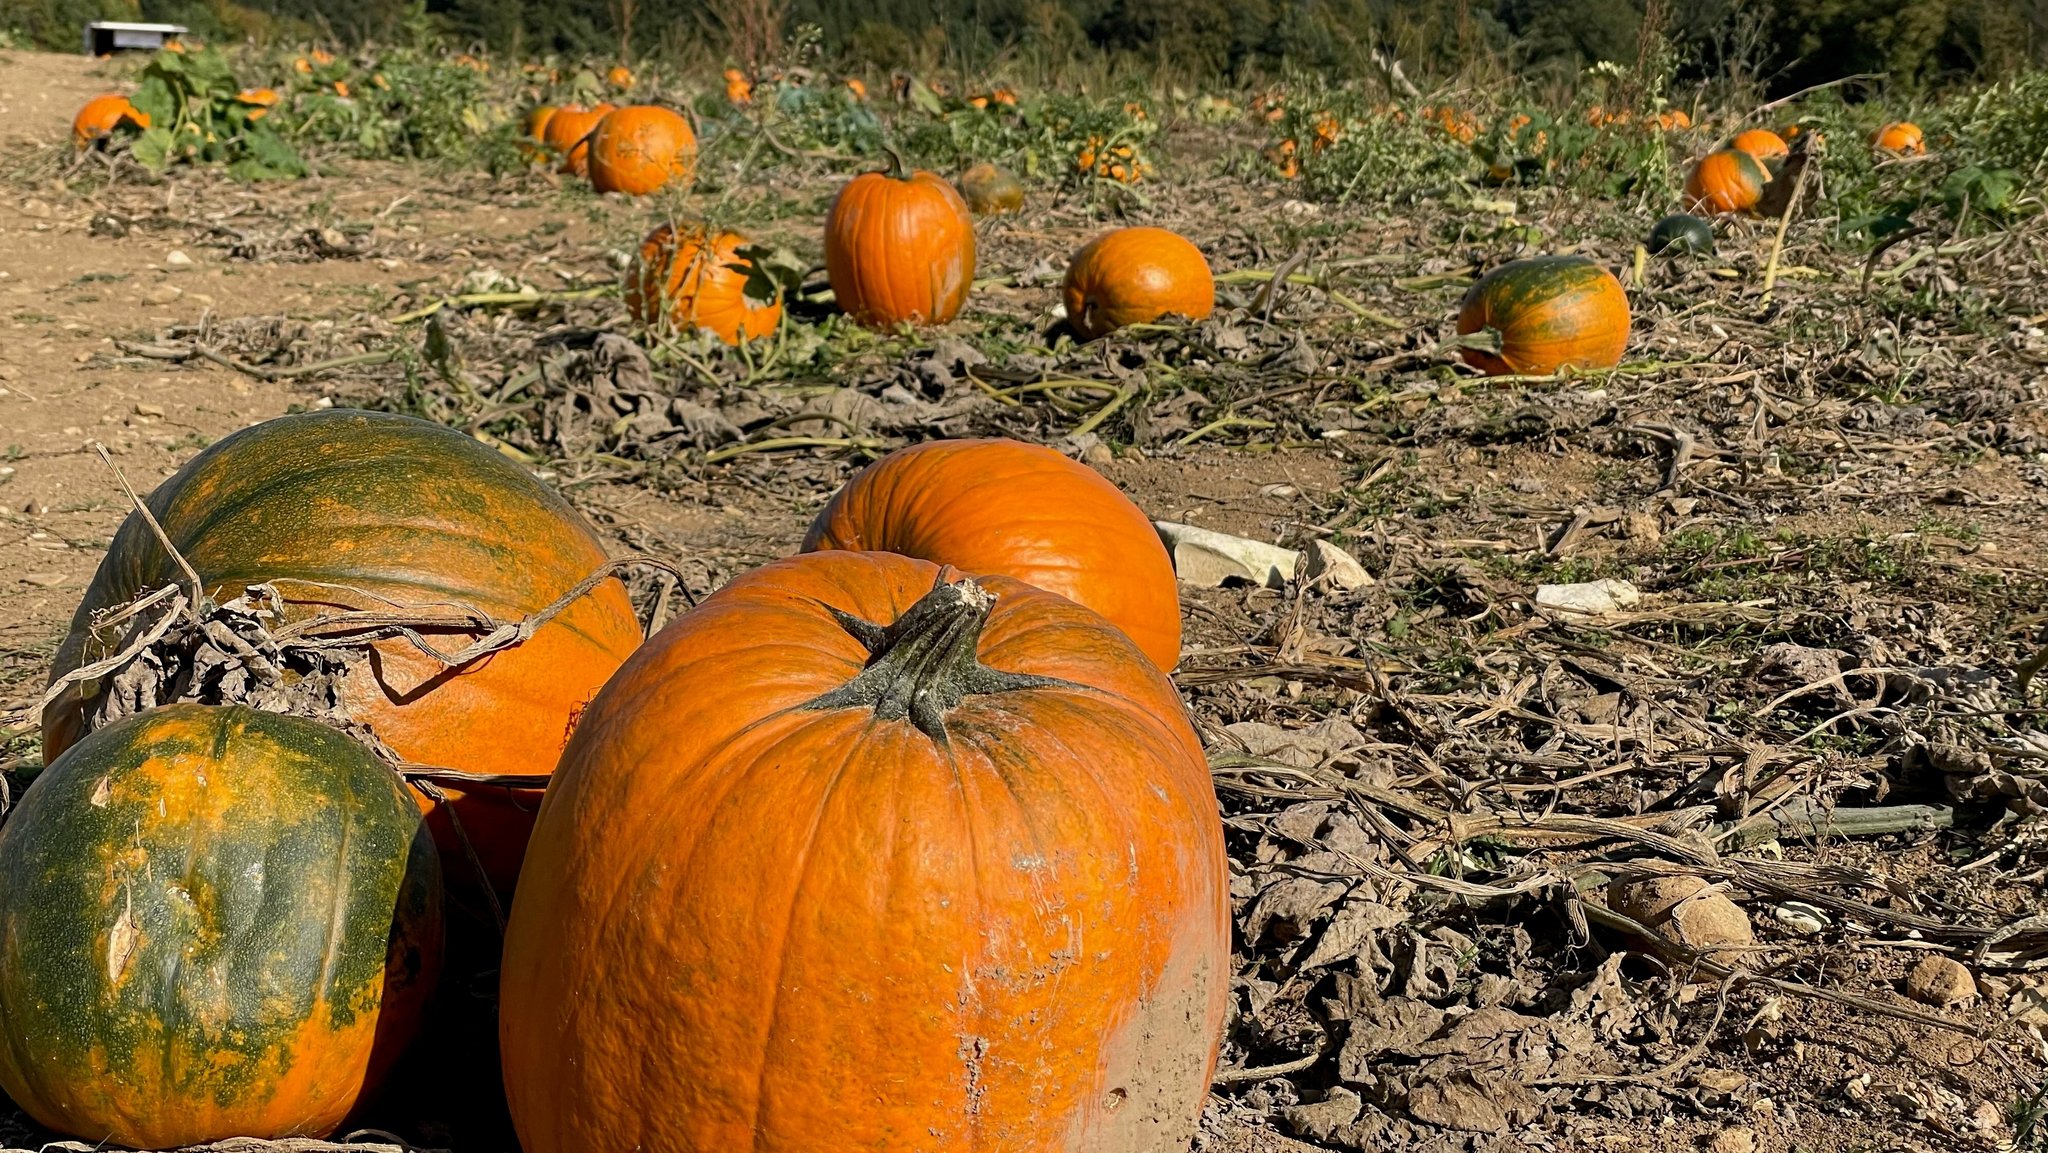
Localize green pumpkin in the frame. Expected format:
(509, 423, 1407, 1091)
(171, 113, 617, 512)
(0, 704, 442, 1149)
(1649, 213, 1715, 257)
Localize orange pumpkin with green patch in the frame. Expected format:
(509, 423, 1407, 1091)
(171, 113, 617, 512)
(0, 705, 442, 1149)
(1455, 255, 1631, 376)
(43, 410, 643, 896)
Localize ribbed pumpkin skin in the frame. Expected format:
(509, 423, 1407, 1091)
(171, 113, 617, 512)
(625, 222, 780, 344)
(959, 162, 1025, 214)
(542, 103, 615, 176)
(1874, 121, 1926, 154)
(501, 552, 1229, 1153)
(1456, 255, 1631, 376)
(1062, 227, 1215, 341)
(824, 167, 976, 328)
(0, 705, 442, 1149)
(43, 410, 642, 894)
(72, 94, 146, 145)
(588, 105, 697, 196)
(802, 438, 1181, 670)
(1685, 148, 1768, 214)
(1728, 128, 1789, 170)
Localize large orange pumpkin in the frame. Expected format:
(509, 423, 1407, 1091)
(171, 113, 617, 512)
(500, 552, 1229, 1153)
(1873, 121, 1926, 154)
(824, 154, 976, 328)
(587, 105, 697, 196)
(43, 410, 643, 896)
(625, 222, 781, 344)
(521, 104, 559, 163)
(1729, 127, 1789, 171)
(72, 93, 148, 146)
(1062, 226, 1215, 340)
(803, 438, 1181, 669)
(542, 102, 615, 177)
(1685, 147, 1769, 214)
(1456, 255, 1631, 376)
(0, 705, 441, 1149)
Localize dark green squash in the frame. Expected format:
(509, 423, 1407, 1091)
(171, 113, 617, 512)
(1649, 213, 1715, 257)
(0, 704, 442, 1150)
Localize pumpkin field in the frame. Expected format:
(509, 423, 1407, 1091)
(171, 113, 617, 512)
(2, 27, 2048, 1153)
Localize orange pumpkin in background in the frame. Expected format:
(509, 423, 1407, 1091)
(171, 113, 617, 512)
(1873, 121, 1926, 154)
(625, 222, 780, 344)
(521, 105, 558, 163)
(824, 154, 976, 328)
(587, 105, 697, 196)
(500, 551, 1229, 1153)
(1456, 255, 1631, 377)
(71, 93, 148, 146)
(803, 437, 1183, 669)
(957, 161, 1025, 214)
(1729, 127, 1790, 171)
(1062, 226, 1215, 340)
(542, 102, 616, 177)
(607, 64, 635, 89)
(1685, 148, 1769, 214)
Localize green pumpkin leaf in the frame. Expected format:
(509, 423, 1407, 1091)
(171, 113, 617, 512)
(130, 127, 175, 171)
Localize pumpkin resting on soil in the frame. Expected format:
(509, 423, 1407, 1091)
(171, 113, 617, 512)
(521, 105, 559, 162)
(500, 552, 1229, 1153)
(958, 161, 1025, 214)
(625, 222, 781, 344)
(803, 437, 1182, 669)
(72, 94, 148, 146)
(824, 154, 976, 328)
(1685, 148, 1769, 214)
(1456, 255, 1631, 376)
(541, 103, 615, 177)
(0, 705, 442, 1150)
(1062, 226, 1215, 340)
(587, 105, 697, 196)
(1728, 128, 1790, 171)
(43, 409, 643, 896)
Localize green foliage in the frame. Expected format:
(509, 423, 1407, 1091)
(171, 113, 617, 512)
(127, 46, 306, 180)
(1941, 71, 2048, 176)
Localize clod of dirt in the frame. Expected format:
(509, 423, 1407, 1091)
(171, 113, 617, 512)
(1276, 1087, 1362, 1142)
(1903, 955, 1977, 1006)
(1708, 1126, 1758, 1153)
(1609, 876, 1755, 964)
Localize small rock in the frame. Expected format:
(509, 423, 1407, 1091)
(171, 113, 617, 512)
(1708, 1126, 1757, 1153)
(1303, 539, 1373, 590)
(164, 249, 194, 269)
(142, 285, 182, 305)
(0, 365, 17, 380)
(1904, 955, 1976, 1006)
(18, 198, 53, 219)
(1535, 578, 1641, 616)
(1609, 875, 1754, 965)
(1621, 509, 1662, 542)
(20, 572, 67, 587)
(1691, 1068, 1749, 1096)
(133, 403, 165, 418)
(89, 213, 127, 238)
(1154, 521, 1298, 588)
(1771, 902, 1829, 935)
(318, 227, 349, 251)
(1277, 1087, 1362, 1142)
(1081, 441, 1114, 468)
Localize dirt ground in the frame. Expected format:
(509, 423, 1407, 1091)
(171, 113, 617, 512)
(5, 44, 2048, 1153)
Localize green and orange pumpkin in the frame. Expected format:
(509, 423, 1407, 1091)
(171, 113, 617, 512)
(0, 705, 442, 1149)
(1684, 148, 1769, 214)
(500, 551, 1229, 1153)
(802, 437, 1182, 670)
(43, 410, 643, 896)
(1455, 255, 1631, 376)
(957, 161, 1025, 215)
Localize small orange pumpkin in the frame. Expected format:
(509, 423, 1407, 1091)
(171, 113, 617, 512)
(1062, 226, 1215, 341)
(957, 161, 1024, 214)
(1685, 148, 1769, 214)
(824, 154, 976, 329)
(724, 68, 752, 104)
(1873, 121, 1925, 155)
(72, 94, 148, 146)
(542, 103, 616, 177)
(522, 105, 559, 163)
(625, 223, 781, 345)
(236, 87, 280, 121)
(607, 64, 635, 89)
(587, 105, 697, 196)
(1729, 128, 1789, 172)
(1456, 255, 1631, 377)
(803, 438, 1183, 670)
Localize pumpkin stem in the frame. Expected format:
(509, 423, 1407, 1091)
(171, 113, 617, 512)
(878, 143, 908, 180)
(804, 575, 1070, 742)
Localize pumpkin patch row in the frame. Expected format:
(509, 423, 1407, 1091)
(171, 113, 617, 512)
(0, 414, 1228, 1152)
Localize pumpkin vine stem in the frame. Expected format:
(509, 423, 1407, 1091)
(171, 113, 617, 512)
(805, 576, 1072, 742)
